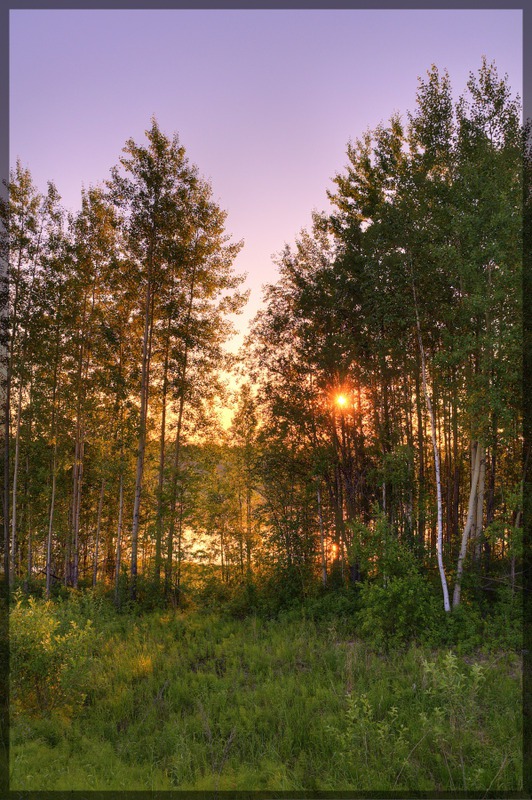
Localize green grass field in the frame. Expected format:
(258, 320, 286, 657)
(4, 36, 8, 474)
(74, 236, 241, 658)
(9, 592, 522, 792)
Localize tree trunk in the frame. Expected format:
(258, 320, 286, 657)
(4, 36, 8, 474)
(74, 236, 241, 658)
(45, 444, 57, 600)
(72, 434, 85, 588)
(69, 289, 91, 588)
(6, 211, 43, 590)
(175, 497, 184, 606)
(473, 444, 486, 563)
(165, 259, 198, 594)
(510, 508, 520, 596)
(131, 263, 154, 600)
(238, 491, 245, 577)
(92, 478, 105, 588)
(45, 332, 61, 598)
(485, 435, 497, 574)
(166, 393, 185, 594)
(245, 485, 252, 574)
(114, 470, 124, 607)
(412, 271, 450, 612)
(317, 482, 327, 586)
(414, 359, 426, 553)
(154, 321, 171, 586)
(2, 349, 9, 589)
(453, 441, 482, 608)
(26, 516, 32, 591)
(220, 526, 225, 583)
(3, 243, 25, 588)
(10, 382, 23, 583)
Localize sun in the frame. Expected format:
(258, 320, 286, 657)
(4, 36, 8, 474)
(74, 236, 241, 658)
(336, 394, 347, 407)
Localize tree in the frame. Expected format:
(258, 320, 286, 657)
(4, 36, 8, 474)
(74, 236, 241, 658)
(107, 119, 245, 600)
(107, 120, 197, 600)
(246, 59, 522, 612)
(1, 162, 42, 586)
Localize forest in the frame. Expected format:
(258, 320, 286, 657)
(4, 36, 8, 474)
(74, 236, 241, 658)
(1, 60, 528, 792)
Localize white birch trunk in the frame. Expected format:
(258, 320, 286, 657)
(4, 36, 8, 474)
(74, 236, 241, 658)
(412, 270, 450, 612)
(452, 441, 482, 608)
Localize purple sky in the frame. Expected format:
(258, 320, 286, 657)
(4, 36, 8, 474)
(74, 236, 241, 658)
(9, 9, 522, 351)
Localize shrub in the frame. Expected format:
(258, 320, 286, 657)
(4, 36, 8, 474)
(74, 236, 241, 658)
(10, 593, 99, 715)
(253, 565, 308, 618)
(485, 585, 523, 651)
(304, 587, 359, 624)
(357, 571, 439, 650)
(330, 648, 518, 791)
(193, 575, 232, 611)
(226, 580, 259, 618)
(348, 510, 419, 581)
(431, 602, 484, 652)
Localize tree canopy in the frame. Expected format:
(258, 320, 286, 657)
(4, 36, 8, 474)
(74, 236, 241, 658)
(1, 62, 524, 630)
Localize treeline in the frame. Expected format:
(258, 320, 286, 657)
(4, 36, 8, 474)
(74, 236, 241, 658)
(1, 120, 248, 601)
(0, 60, 526, 623)
(246, 60, 524, 615)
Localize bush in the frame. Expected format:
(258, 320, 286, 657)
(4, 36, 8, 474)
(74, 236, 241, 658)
(226, 580, 260, 618)
(304, 587, 359, 624)
(253, 565, 309, 618)
(193, 575, 233, 611)
(328, 647, 519, 791)
(426, 601, 485, 652)
(10, 592, 99, 715)
(485, 585, 522, 651)
(357, 571, 440, 650)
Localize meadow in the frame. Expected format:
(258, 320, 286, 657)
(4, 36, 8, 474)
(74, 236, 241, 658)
(9, 588, 522, 793)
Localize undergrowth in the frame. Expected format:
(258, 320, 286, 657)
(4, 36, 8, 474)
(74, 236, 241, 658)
(9, 590, 522, 792)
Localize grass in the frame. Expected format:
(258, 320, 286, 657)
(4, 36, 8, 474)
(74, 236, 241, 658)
(9, 593, 523, 792)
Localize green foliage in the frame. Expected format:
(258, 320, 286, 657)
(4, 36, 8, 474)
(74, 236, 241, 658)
(382, 446, 415, 490)
(484, 585, 523, 651)
(226, 580, 260, 618)
(303, 587, 359, 624)
(329, 647, 520, 790)
(357, 571, 439, 650)
(427, 601, 485, 652)
(10, 598, 521, 792)
(348, 510, 419, 579)
(250, 564, 313, 617)
(191, 573, 233, 611)
(10, 591, 99, 715)
(418, 585, 522, 654)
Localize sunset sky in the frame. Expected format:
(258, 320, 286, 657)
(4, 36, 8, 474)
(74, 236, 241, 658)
(9, 8, 522, 350)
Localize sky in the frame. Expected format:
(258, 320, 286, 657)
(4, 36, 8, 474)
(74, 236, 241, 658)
(9, 9, 523, 353)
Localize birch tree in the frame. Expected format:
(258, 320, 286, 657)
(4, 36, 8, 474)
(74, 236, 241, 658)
(107, 120, 196, 599)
